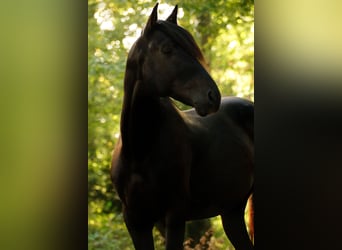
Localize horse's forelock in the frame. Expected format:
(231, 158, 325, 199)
(156, 21, 206, 67)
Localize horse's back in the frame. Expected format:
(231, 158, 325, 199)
(219, 97, 253, 141)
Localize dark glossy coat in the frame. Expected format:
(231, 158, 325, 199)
(111, 4, 254, 250)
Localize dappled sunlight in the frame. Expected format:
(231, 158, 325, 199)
(122, 23, 142, 50)
(94, 3, 114, 30)
(209, 16, 254, 99)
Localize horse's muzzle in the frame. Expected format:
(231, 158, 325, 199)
(194, 87, 221, 116)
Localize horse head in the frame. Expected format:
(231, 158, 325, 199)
(126, 3, 221, 116)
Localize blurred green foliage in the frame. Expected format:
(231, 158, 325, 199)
(88, 0, 253, 248)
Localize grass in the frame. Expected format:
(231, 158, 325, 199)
(87, 200, 257, 249)
(88, 209, 235, 250)
(88, 211, 166, 250)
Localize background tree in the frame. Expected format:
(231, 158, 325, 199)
(88, 0, 253, 249)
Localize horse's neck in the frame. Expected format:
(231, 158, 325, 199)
(120, 82, 177, 159)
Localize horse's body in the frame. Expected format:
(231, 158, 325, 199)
(111, 4, 254, 250)
(182, 96, 254, 218)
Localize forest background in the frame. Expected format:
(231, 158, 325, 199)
(88, 0, 254, 249)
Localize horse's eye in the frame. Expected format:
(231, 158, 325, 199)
(161, 44, 173, 54)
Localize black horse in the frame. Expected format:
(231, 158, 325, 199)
(111, 4, 254, 250)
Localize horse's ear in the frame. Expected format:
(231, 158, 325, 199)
(144, 3, 159, 34)
(166, 5, 178, 24)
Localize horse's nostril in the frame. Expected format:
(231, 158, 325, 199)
(208, 89, 215, 104)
